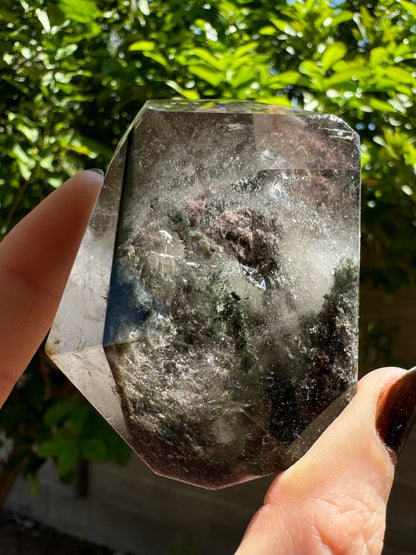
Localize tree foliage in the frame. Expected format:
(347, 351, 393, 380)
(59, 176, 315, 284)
(0, 0, 415, 483)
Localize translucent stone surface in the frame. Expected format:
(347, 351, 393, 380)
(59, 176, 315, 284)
(47, 100, 361, 489)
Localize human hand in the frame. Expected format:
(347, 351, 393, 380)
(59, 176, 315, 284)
(236, 365, 416, 555)
(0, 170, 103, 407)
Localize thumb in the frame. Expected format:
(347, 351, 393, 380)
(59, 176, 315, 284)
(236, 366, 414, 555)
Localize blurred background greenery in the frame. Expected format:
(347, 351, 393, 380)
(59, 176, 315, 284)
(0, 0, 415, 501)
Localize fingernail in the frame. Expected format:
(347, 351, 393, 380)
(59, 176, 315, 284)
(88, 168, 105, 176)
(376, 366, 416, 456)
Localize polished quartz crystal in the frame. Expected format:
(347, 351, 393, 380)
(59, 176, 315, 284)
(46, 100, 361, 489)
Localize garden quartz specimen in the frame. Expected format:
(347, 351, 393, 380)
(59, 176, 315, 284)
(47, 100, 361, 489)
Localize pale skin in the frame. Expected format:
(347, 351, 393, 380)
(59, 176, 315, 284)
(0, 171, 407, 555)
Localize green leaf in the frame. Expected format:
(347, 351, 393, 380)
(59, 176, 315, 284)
(401, 185, 413, 196)
(129, 40, 155, 52)
(56, 44, 78, 60)
(16, 158, 32, 180)
(325, 67, 368, 86)
(11, 143, 36, 179)
(43, 400, 76, 427)
(37, 437, 74, 458)
(47, 176, 63, 188)
(59, 133, 101, 158)
(299, 60, 322, 77)
(187, 63, 222, 87)
(322, 43, 348, 72)
(258, 96, 293, 108)
(368, 98, 396, 112)
(231, 65, 256, 88)
(191, 48, 224, 71)
(58, 444, 79, 476)
(233, 43, 258, 59)
(271, 18, 297, 37)
(370, 47, 389, 67)
(304, 0, 317, 13)
(11, 143, 31, 166)
(388, 97, 407, 113)
(68, 404, 89, 435)
(57, 0, 101, 23)
(18, 0, 30, 13)
(269, 71, 301, 87)
(166, 80, 200, 100)
(329, 11, 354, 27)
(370, 77, 404, 92)
(47, 3, 66, 26)
(143, 51, 169, 68)
(35, 9, 51, 32)
(401, 0, 416, 18)
(138, 0, 150, 16)
(16, 123, 39, 144)
(80, 438, 109, 461)
(258, 26, 276, 36)
(39, 152, 54, 170)
(384, 66, 415, 85)
(373, 135, 387, 147)
(0, 6, 20, 23)
(352, 12, 367, 40)
(101, 430, 132, 464)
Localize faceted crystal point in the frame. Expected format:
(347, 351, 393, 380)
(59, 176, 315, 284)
(47, 100, 361, 489)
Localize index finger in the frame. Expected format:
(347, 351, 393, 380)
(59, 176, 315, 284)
(0, 170, 102, 406)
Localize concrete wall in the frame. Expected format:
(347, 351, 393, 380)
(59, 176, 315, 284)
(5, 455, 273, 554)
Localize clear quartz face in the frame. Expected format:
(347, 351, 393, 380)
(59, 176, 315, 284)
(47, 100, 361, 489)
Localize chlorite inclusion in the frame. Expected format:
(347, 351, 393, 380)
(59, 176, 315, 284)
(46, 100, 361, 489)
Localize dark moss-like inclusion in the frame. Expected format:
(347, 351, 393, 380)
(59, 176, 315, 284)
(103, 165, 359, 489)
